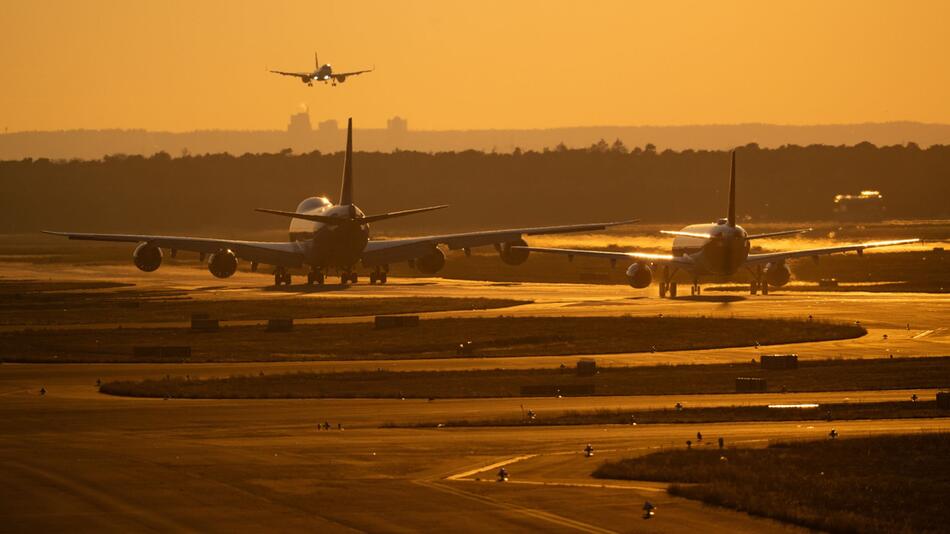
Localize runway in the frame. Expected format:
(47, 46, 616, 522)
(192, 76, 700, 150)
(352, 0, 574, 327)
(1, 262, 949, 532)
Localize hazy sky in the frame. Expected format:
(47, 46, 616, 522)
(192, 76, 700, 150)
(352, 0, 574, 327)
(3, 0, 949, 132)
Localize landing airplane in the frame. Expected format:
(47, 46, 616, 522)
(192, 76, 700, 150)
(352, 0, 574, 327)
(45, 119, 635, 287)
(270, 53, 373, 86)
(516, 151, 918, 297)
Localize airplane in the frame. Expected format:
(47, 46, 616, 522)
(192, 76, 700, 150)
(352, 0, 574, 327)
(515, 151, 919, 297)
(270, 53, 373, 86)
(45, 119, 636, 287)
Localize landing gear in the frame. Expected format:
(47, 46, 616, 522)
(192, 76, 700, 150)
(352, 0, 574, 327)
(340, 271, 358, 285)
(690, 280, 701, 296)
(307, 269, 325, 285)
(659, 281, 668, 298)
(750, 266, 769, 295)
(369, 268, 389, 284)
(669, 282, 677, 298)
(659, 266, 677, 298)
(273, 267, 292, 287)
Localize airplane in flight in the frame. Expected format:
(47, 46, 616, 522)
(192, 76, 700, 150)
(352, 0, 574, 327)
(516, 151, 918, 297)
(45, 119, 635, 287)
(270, 53, 373, 86)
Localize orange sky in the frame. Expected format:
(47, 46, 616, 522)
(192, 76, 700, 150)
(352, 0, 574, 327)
(2, 0, 949, 132)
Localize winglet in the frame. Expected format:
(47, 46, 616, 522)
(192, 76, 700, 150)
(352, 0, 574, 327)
(727, 150, 736, 227)
(340, 118, 354, 205)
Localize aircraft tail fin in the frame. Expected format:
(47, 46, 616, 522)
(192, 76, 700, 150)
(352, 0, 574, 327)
(727, 150, 736, 227)
(315, 52, 319, 70)
(339, 118, 354, 205)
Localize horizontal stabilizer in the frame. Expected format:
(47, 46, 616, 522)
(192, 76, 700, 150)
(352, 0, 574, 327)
(359, 205, 449, 224)
(255, 204, 448, 225)
(660, 230, 715, 239)
(255, 208, 347, 225)
(745, 228, 812, 240)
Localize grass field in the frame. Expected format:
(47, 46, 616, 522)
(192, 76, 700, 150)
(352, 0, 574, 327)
(593, 433, 950, 534)
(393, 400, 947, 427)
(1, 315, 864, 363)
(0, 279, 525, 326)
(98, 355, 948, 399)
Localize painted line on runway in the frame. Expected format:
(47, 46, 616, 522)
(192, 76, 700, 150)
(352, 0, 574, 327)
(913, 330, 935, 339)
(445, 454, 537, 480)
(459, 478, 667, 493)
(415, 479, 617, 534)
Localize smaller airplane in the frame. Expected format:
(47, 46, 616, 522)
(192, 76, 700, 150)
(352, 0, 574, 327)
(270, 53, 373, 86)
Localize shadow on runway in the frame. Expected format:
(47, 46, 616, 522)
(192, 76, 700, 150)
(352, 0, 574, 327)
(262, 284, 352, 294)
(673, 295, 746, 303)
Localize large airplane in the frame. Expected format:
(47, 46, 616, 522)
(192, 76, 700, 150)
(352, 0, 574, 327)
(270, 53, 373, 86)
(45, 119, 635, 287)
(516, 151, 918, 297)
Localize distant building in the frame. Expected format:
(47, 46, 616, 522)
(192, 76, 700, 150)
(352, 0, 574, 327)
(387, 116, 408, 133)
(833, 190, 885, 221)
(287, 111, 312, 135)
(317, 119, 339, 132)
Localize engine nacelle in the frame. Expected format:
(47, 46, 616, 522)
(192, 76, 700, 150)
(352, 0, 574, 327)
(133, 242, 162, 272)
(625, 262, 653, 288)
(499, 238, 529, 265)
(764, 262, 791, 287)
(337, 75, 346, 83)
(415, 248, 446, 274)
(208, 249, 238, 279)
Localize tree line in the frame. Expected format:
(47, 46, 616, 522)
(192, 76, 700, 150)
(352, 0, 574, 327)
(1, 142, 947, 236)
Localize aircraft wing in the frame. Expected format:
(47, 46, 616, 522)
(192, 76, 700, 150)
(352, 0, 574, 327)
(270, 70, 311, 80)
(745, 238, 919, 265)
(360, 219, 638, 266)
(511, 246, 685, 265)
(333, 68, 373, 80)
(42, 231, 306, 267)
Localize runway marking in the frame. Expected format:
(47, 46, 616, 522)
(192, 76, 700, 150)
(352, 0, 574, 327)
(462, 478, 666, 493)
(415, 479, 617, 534)
(445, 454, 537, 480)
(4, 460, 200, 533)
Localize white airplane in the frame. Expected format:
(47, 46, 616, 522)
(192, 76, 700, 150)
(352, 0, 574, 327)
(270, 53, 373, 86)
(516, 151, 918, 297)
(45, 119, 635, 287)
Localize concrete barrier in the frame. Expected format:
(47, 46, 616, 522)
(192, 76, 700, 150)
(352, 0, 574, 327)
(191, 318, 219, 332)
(761, 354, 799, 370)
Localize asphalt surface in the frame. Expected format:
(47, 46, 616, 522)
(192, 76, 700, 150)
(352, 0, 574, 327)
(2, 262, 949, 532)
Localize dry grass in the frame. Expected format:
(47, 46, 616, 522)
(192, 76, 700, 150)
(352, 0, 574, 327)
(98, 355, 949, 399)
(2, 315, 864, 363)
(593, 433, 950, 534)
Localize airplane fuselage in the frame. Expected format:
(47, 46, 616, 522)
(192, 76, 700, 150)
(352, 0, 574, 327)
(304, 65, 333, 83)
(671, 220, 750, 276)
(288, 196, 369, 269)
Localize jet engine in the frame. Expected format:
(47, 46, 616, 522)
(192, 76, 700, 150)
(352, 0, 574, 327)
(132, 242, 162, 272)
(499, 238, 529, 265)
(337, 76, 347, 83)
(415, 248, 446, 274)
(764, 262, 791, 287)
(208, 249, 238, 279)
(625, 262, 653, 288)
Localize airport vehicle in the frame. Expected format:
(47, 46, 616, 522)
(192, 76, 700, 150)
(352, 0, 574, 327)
(45, 119, 634, 286)
(515, 151, 918, 296)
(270, 53, 373, 86)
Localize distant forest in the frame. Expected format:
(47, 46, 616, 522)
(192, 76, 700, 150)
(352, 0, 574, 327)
(1, 142, 948, 236)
